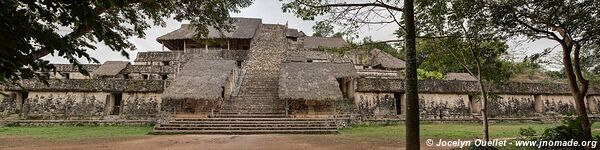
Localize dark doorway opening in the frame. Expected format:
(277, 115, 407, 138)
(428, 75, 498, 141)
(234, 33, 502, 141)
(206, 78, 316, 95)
(63, 73, 70, 79)
(17, 91, 28, 112)
(394, 93, 402, 115)
(221, 87, 225, 98)
(336, 78, 350, 99)
(111, 93, 122, 115)
(236, 61, 243, 68)
(469, 95, 480, 113)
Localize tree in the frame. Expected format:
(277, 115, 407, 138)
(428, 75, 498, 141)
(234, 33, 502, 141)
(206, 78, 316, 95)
(281, 1, 420, 149)
(487, 0, 600, 141)
(415, 0, 511, 141)
(360, 37, 403, 58)
(312, 21, 334, 37)
(403, 1, 419, 149)
(0, 0, 252, 83)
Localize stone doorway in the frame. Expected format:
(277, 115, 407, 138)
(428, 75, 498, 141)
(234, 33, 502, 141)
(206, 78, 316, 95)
(109, 93, 122, 115)
(394, 93, 402, 115)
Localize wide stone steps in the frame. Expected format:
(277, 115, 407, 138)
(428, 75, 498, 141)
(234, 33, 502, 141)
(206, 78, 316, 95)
(218, 110, 286, 114)
(153, 116, 337, 134)
(220, 107, 283, 111)
(155, 126, 337, 131)
(152, 129, 337, 134)
(209, 114, 288, 118)
(166, 120, 333, 124)
(219, 105, 284, 110)
(241, 82, 278, 86)
(173, 118, 332, 121)
(217, 111, 286, 115)
(159, 124, 333, 127)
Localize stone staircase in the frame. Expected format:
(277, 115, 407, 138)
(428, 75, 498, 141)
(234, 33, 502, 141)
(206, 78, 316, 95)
(152, 116, 337, 134)
(220, 24, 288, 114)
(154, 24, 338, 134)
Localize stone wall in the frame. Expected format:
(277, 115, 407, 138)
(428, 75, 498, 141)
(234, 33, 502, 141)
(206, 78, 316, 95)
(356, 78, 600, 95)
(1, 91, 162, 119)
(419, 94, 471, 119)
(354, 91, 588, 119)
(354, 92, 398, 117)
(21, 92, 107, 119)
(590, 95, 600, 113)
(4, 79, 164, 92)
(0, 92, 17, 116)
(121, 93, 161, 117)
(539, 95, 576, 115)
(486, 95, 537, 117)
(354, 78, 600, 119)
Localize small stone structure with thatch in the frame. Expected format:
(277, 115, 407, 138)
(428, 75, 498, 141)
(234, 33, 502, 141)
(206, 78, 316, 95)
(279, 62, 357, 115)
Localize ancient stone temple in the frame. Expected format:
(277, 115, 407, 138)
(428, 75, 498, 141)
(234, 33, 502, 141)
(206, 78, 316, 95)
(1, 17, 600, 134)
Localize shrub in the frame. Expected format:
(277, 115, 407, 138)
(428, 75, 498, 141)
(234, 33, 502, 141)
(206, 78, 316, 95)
(518, 117, 599, 149)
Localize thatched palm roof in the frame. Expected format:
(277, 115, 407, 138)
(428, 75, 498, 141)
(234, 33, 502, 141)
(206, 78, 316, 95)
(156, 17, 261, 50)
(92, 61, 130, 77)
(370, 49, 406, 69)
(445, 73, 477, 81)
(279, 62, 357, 101)
(162, 59, 236, 100)
(302, 36, 348, 49)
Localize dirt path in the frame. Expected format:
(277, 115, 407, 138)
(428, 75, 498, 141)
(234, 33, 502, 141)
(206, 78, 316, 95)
(0, 134, 444, 150)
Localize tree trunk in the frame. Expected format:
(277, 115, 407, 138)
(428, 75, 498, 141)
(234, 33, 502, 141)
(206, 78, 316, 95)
(560, 43, 592, 141)
(471, 48, 489, 142)
(403, 0, 419, 149)
(477, 77, 489, 141)
(574, 94, 592, 141)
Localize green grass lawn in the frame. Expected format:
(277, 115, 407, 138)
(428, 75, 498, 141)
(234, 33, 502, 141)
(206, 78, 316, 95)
(339, 122, 600, 140)
(0, 125, 153, 140)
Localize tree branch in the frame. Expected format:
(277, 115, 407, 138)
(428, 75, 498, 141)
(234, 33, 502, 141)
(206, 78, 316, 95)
(305, 2, 403, 12)
(30, 1, 148, 60)
(573, 43, 589, 96)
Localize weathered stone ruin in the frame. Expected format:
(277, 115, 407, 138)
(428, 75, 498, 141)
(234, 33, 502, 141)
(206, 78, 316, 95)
(1, 17, 599, 133)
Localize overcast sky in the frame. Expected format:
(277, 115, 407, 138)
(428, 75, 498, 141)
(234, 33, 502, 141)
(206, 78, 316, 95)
(43, 0, 561, 69)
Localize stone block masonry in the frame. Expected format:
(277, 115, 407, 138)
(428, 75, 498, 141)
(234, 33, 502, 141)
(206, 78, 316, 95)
(0, 79, 163, 120)
(354, 78, 600, 120)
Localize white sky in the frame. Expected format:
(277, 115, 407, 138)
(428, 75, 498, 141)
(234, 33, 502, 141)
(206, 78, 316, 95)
(43, 0, 560, 69)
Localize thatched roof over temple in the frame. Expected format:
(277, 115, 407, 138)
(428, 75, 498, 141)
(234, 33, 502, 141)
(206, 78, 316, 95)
(445, 73, 477, 81)
(279, 62, 357, 101)
(92, 61, 130, 77)
(162, 59, 236, 100)
(370, 49, 406, 69)
(302, 36, 348, 49)
(156, 18, 261, 50)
